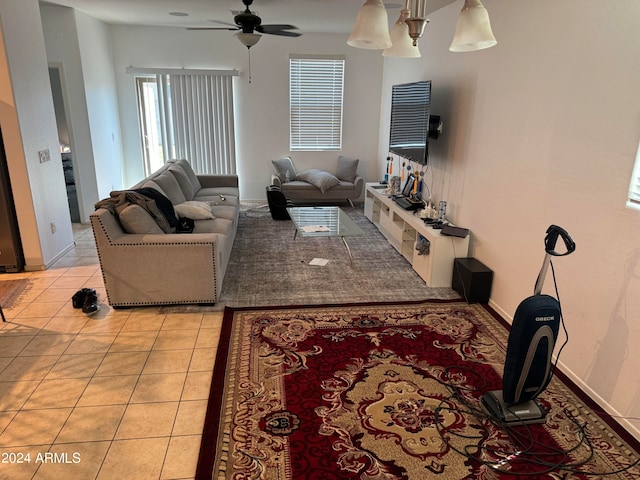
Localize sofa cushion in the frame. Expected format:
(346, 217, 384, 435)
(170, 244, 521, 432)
(336, 156, 359, 183)
(143, 180, 168, 197)
(153, 172, 187, 205)
(169, 165, 197, 201)
(272, 156, 297, 182)
(170, 159, 202, 191)
(296, 169, 340, 193)
(118, 204, 165, 234)
(174, 201, 215, 220)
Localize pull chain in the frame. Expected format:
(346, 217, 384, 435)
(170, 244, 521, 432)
(247, 47, 252, 84)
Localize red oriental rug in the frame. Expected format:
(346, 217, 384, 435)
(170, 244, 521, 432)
(196, 300, 640, 479)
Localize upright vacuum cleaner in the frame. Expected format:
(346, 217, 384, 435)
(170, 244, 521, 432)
(482, 225, 575, 425)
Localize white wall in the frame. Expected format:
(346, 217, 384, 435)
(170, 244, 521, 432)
(378, 0, 640, 438)
(0, 0, 74, 269)
(41, 5, 123, 221)
(108, 25, 384, 199)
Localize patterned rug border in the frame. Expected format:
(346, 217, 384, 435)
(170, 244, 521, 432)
(195, 299, 640, 479)
(0, 278, 31, 310)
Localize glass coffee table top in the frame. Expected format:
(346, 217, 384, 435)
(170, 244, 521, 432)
(286, 206, 363, 265)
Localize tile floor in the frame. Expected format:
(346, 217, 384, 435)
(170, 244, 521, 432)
(0, 224, 221, 480)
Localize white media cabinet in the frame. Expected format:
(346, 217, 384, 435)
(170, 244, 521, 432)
(364, 182, 470, 288)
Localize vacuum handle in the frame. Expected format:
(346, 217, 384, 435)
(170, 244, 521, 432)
(534, 225, 576, 295)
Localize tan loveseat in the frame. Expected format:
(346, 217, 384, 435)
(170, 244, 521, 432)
(90, 159, 239, 307)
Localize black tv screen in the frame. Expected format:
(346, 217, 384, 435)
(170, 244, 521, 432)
(389, 80, 431, 165)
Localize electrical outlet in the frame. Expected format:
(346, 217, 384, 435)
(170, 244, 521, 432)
(38, 149, 51, 163)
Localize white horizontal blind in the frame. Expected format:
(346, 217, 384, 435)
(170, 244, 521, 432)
(290, 56, 345, 151)
(628, 141, 640, 209)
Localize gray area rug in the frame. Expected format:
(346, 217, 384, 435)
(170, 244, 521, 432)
(162, 206, 460, 312)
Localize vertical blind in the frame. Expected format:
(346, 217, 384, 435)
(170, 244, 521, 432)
(289, 55, 345, 151)
(170, 74, 236, 175)
(129, 67, 237, 176)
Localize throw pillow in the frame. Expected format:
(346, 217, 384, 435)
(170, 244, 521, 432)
(118, 204, 165, 234)
(152, 172, 188, 205)
(272, 157, 297, 183)
(336, 156, 359, 183)
(174, 201, 215, 220)
(296, 169, 340, 193)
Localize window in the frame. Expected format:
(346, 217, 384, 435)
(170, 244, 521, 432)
(130, 68, 237, 176)
(290, 55, 345, 151)
(628, 140, 640, 210)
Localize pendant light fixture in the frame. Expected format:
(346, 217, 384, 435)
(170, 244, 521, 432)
(383, 0, 421, 57)
(347, 0, 392, 50)
(405, 0, 428, 47)
(449, 0, 497, 52)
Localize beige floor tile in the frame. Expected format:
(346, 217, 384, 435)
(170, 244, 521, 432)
(189, 348, 216, 372)
(181, 371, 212, 401)
(56, 405, 126, 443)
(120, 313, 166, 332)
(33, 441, 110, 480)
(160, 434, 201, 479)
(160, 313, 203, 331)
(130, 373, 186, 403)
(22, 378, 91, 410)
(0, 355, 60, 382)
(95, 351, 149, 376)
(76, 375, 139, 407)
(20, 334, 76, 357)
(97, 437, 170, 480)
(153, 328, 199, 351)
(45, 353, 105, 380)
(172, 400, 208, 436)
(0, 336, 34, 357)
(63, 265, 101, 277)
(109, 330, 158, 353)
(195, 328, 221, 349)
(0, 445, 48, 480)
(0, 381, 40, 411)
(48, 276, 91, 290)
(64, 333, 117, 355)
(40, 316, 89, 335)
(143, 349, 193, 374)
(201, 312, 224, 327)
(31, 289, 76, 305)
(0, 408, 72, 446)
(0, 356, 12, 372)
(2, 316, 52, 332)
(78, 315, 128, 334)
(115, 401, 179, 439)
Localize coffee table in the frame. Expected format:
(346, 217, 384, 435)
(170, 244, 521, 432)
(287, 206, 364, 266)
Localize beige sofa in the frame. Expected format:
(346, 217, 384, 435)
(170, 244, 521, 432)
(90, 159, 239, 307)
(270, 156, 363, 206)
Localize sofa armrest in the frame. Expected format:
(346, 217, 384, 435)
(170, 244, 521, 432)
(353, 175, 364, 196)
(271, 174, 282, 187)
(197, 174, 239, 189)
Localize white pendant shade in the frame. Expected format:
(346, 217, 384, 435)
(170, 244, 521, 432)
(347, 0, 392, 50)
(236, 32, 261, 48)
(383, 17, 420, 57)
(449, 0, 497, 52)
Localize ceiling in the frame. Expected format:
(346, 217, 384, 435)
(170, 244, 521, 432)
(39, 0, 457, 35)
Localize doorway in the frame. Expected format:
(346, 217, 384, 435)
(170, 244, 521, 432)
(48, 65, 80, 223)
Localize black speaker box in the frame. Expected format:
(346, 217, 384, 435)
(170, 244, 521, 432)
(452, 258, 493, 303)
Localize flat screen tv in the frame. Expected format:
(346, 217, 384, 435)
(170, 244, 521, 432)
(389, 80, 431, 165)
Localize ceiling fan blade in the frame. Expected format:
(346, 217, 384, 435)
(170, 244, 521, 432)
(209, 20, 240, 28)
(187, 27, 239, 31)
(256, 24, 302, 37)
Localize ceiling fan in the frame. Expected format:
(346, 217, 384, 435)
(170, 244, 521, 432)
(188, 0, 301, 48)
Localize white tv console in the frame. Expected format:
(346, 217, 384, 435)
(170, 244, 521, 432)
(364, 182, 470, 288)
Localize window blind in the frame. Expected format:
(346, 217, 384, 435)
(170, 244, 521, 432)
(289, 56, 345, 151)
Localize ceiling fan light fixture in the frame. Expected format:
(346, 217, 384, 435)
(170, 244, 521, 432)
(347, 0, 392, 50)
(383, 5, 420, 57)
(449, 0, 497, 52)
(236, 31, 262, 48)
